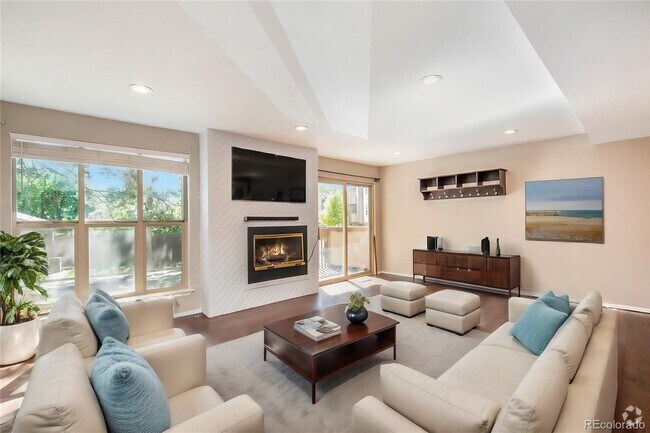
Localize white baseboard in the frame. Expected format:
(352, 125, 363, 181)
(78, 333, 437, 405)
(174, 308, 202, 318)
(378, 271, 650, 315)
(380, 270, 416, 279)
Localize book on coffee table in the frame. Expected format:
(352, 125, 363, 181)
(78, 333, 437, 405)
(294, 316, 341, 341)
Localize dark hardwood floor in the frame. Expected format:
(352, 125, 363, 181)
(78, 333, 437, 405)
(174, 273, 509, 347)
(1, 273, 648, 433)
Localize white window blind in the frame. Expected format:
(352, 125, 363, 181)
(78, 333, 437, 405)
(10, 133, 190, 175)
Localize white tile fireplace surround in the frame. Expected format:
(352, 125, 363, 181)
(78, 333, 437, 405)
(199, 130, 319, 317)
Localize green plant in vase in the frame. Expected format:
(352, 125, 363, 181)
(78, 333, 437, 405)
(0, 231, 49, 365)
(346, 292, 370, 324)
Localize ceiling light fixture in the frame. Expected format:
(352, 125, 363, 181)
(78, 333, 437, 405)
(503, 129, 518, 135)
(129, 84, 153, 94)
(421, 75, 443, 86)
(294, 125, 308, 132)
(393, 151, 403, 155)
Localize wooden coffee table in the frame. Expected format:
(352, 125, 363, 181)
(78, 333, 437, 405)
(263, 304, 399, 404)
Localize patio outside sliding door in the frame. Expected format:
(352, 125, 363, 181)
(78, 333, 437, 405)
(318, 180, 373, 283)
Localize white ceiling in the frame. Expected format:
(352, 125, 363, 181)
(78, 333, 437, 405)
(1, 1, 648, 166)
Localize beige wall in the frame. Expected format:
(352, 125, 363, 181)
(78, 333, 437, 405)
(0, 102, 201, 315)
(379, 134, 650, 310)
(318, 156, 380, 180)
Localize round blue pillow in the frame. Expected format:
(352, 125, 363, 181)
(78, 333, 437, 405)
(91, 337, 171, 433)
(94, 289, 122, 310)
(86, 294, 129, 344)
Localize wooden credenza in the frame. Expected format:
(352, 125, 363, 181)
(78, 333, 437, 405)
(413, 249, 521, 297)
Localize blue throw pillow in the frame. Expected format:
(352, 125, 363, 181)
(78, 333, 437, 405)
(91, 337, 170, 433)
(95, 289, 122, 310)
(510, 300, 568, 355)
(86, 294, 129, 344)
(538, 290, 570, 315)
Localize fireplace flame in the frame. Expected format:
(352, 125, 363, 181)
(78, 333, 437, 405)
(252, 232, 305, 271)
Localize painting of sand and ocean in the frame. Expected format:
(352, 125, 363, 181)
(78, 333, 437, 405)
(525, 177, 604, 243)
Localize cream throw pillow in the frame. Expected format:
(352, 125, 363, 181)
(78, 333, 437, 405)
(548, 313, 593, 382)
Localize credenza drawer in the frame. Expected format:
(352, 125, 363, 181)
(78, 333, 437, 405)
(414, 263, 441, 277)
(441, 267, 484, 285)
(414, 251, 444, 265)
(445, 254, 468, 269)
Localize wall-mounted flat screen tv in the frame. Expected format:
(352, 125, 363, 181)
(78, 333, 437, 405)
(232, 147, 306, 203)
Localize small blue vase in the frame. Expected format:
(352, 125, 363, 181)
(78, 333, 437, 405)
(346, 307, 368, 324)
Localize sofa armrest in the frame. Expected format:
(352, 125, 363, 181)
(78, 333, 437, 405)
(352, 396, 427, 433)
(164, 395, 264, 433)
(138, 334, 206, 398)
(380, 364, 501, 433)
(121, 298, 174, 338)
(508, 297, 535, 322)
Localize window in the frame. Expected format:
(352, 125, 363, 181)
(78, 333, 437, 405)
(13, 152, 188, 302)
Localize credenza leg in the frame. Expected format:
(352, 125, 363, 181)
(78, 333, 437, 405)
(263, 347, 267, 361)
(311, 382, 316, 404)
(518, 286, 521, 297)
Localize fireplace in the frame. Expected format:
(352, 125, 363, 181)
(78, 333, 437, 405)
(248, 225, 308, 284)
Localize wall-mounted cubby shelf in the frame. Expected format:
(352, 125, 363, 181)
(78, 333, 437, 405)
(419, 168, 507, 200)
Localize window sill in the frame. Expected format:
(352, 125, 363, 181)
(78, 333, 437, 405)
(116, 288, 194, 304)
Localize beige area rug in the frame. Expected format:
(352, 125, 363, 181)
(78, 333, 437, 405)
(206, 296, 488, 433)
(320, 276, 389, 296)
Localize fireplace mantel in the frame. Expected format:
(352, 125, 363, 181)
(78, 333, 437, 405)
(243, 216, 299, 222)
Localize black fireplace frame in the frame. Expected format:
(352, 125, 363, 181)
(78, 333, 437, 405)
(247, 225, 308, 284)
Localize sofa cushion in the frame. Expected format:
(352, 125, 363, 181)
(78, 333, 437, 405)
(438, 344, 538, 406)
(168, 386, 224, 426)
(425, 289, 481, 316)
(492, 350, 569, 433)
(127, 328, 186, 349)
(13, 343, 107, 433)
(87, 294, 130, 344)
(547, 313, 593, 382)
(37, 292, 98, 358)
(91, 337, 170, 433)
(539, 290, 570, 315)
(95, 289, 122, 310)
(479, 322, 531, 354)
(510, 300, 568, 355)
(573, 291, 603, 326)
(381, 363, 502, 433)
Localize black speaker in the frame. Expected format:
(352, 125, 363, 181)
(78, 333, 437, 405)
(481, 237, 490, 255)
(427, 236, 438, 250)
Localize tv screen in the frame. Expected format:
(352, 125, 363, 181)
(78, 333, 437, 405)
(232, 147, 306, 203)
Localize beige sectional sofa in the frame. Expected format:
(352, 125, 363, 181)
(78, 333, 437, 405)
(37, 292, 187, 359)
(13, 336, 264, 433)
(352, 292, 618, 433)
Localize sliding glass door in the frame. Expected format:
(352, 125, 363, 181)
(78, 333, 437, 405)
(346, 185, 371, 276)
(318, 180, 373, 283)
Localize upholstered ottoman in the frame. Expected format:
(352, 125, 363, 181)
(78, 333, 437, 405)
(380, 281, 426, 317)
(425, 290, 481, 335)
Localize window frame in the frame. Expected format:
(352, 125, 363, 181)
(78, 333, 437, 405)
(12, 159, 188, 302)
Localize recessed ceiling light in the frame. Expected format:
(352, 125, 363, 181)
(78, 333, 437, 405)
(129, 84, 153, 94)
(421, 75, 443, 86)
(294, 125, 308, 132)
(503, 129, 518, 135)
(393, 151, 403, 155)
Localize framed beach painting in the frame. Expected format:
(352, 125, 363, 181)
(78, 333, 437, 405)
(525, 177, 604, 243)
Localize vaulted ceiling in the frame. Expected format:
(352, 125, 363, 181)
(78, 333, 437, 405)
(1, 1, 648, 165)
